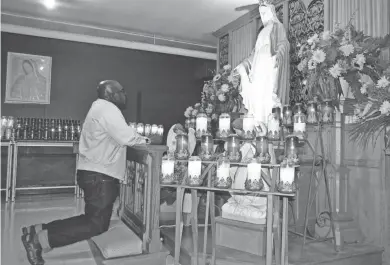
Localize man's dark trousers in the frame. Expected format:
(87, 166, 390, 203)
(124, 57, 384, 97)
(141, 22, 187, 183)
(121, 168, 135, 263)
(42, 170, 119, 248)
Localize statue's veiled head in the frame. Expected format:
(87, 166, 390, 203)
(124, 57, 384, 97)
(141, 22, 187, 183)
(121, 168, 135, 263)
(258, 0, 279, 25)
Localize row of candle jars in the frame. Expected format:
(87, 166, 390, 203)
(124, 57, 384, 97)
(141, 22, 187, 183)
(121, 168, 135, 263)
(160, 155, 297, 193)
(283, 100, 335, 127)
(129, 123, 164, 137)
(174, 132, 300, 166)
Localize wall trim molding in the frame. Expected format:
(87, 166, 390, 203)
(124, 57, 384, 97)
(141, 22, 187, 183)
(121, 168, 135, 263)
(1, 24, 217, 60)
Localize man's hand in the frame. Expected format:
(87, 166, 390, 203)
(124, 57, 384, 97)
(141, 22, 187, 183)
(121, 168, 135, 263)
(138, 136, 151, 145)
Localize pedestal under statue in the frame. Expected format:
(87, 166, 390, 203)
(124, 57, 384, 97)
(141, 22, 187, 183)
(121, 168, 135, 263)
(222, 0, 290, 224)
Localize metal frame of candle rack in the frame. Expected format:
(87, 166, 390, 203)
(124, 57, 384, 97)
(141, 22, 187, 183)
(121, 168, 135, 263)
(161, 158, 297, 265)
(296, 121, 339, 253)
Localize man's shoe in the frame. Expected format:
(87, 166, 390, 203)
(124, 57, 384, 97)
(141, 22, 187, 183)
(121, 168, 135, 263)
(22, 225, 37, 237)
(21, 234, 45, 265)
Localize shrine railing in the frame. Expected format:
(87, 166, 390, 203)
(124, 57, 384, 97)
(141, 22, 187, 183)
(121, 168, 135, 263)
(119, 145, 167, 254)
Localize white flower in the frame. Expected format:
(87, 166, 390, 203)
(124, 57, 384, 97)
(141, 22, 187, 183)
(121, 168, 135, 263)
(213, 74, 221, 82)
(377, 76, 390, 88)
(321, 31, 331, 41)
(211, 113, 218, 120)
(184, 111, 191, 118)
(339, 44, 354, 57)
(308, 59, 317, 70)
(307, 34, 319, 45)
(302, 79, 307, 85)
(360, 84, 368, 94)
(355, 54, 366, 65)
(329, 63, 343, 78)
(218, 94, 226, 102)
(223, 64, 232, 71)
(210, 95, 216, 101)
(297, 59, 307, 72)
(379, 101, 390, 115)
(194, 103, 201, 108)
(312, 49, 326, 63)
(221, 84, 229, 92)
(192, 109, 198, 116)
(228, 75, 234, 83)
(352, 54, 366, 70)
(186, 106, 193, 112)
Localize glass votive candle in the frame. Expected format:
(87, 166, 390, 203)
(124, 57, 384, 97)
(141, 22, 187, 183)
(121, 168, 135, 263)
(187, 156, 203, 186)
(245, 159, 264, 191)
(307, 101, 318, 124)
(151, 124, 158, 134)
(226, 134, 242, 162)
(322, 100, 334, 124)
(1, 116, 7, 139)
(283, 135, 300, 166)
(7, 116, 15, 128)
(293, 111, 307, 139)
(242, 114, 255, 139)
(157, 125, 164, 136)
(200, 133, 214, 161)
(282, 105, 293, 126)
(218, 113, 231, 139)
(215, 157, 232, 189)
(144, 124, 152, 136)
(196, 113, 208, 138)
(136, 123, 144, 135)
(160, 155, 175, 184)
(185, 119, 191, 130)
(255, 136, 271, 164)
(267, 112, 280, 141)
(190, 117, 196, 129)
(174, 133, 189, 160)
(293, 102, 305, 115)
(278, 165, 297, 194)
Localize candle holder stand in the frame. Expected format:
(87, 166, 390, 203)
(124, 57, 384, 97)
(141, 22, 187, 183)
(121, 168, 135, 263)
(216, 129, 230, 139)
(244, 178, 264, 191)
(299, 119, 340, 253)
(186, 174, 204, 187)
(277, 180, 297, 194)
(160, 173, 176, 184)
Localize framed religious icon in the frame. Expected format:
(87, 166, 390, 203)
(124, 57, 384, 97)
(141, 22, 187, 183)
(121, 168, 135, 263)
(5, 52, 52, 104)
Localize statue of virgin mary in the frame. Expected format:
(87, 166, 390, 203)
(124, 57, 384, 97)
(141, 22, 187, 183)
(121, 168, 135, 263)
(221, 0, 290, 224)
(237, 0, 290, 126)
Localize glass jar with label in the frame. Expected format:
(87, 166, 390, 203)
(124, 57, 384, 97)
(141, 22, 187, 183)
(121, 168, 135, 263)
(215, 156, 232, 189)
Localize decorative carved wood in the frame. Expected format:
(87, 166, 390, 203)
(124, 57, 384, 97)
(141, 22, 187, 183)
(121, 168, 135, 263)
(218, 35, 229, 69)
(288, 0, 324, 105)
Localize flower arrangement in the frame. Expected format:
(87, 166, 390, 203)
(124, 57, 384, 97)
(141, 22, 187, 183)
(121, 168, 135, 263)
(184, 64, 243, 130)
(349, 68, 390, 147)
(297, 19, 390, 147)
(297, 22, 389, 103)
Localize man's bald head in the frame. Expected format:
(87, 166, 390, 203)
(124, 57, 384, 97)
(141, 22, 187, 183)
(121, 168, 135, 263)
(97, 80, 127, 110)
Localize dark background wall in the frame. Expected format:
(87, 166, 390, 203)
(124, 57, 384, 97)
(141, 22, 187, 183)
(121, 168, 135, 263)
(0, 32, 215, 193)
(1, 32, 215, 126)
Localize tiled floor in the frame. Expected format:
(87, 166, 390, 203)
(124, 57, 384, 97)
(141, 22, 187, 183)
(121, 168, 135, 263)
(1, 194, 97, 265)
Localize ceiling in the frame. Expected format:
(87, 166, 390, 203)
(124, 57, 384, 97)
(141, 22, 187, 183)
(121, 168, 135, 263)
(1, 0, 258, 52)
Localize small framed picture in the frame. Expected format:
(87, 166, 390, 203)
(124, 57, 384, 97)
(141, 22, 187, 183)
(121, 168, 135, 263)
(5, 52, 52, 104)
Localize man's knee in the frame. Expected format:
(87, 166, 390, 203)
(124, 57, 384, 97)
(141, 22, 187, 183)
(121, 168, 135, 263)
(90, 217, 110, 236)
